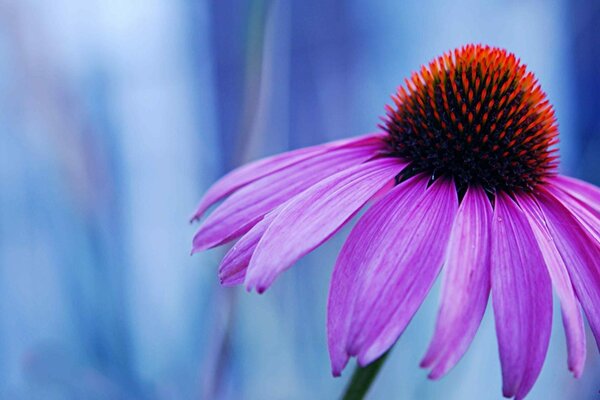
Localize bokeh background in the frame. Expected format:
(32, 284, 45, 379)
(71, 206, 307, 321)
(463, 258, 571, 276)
(1, 0, 599, 399)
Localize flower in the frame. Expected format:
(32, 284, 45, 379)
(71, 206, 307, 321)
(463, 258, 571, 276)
(191, 44, 600, 399)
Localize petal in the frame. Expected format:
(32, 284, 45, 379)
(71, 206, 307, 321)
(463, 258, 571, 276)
(517, 193, 586, 378)
(550, 175, 600, 211)
(327, 175, 458, 375)
(421, 186, 492, 379)
(191, 141, 384, 252)
(534, 189, 600, 353)
(327, 175, 428, 375)
(190, 132, 385, 221)
(218, 211, 278, 286)
(491, 192, 552, 399)
(245, 157, 407, 292)
(546, 184, 600, 243)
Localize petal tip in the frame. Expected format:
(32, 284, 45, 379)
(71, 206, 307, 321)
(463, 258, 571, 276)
(189, 207, 204, 223)
(502, 387, 515, 399)
(427, 370, 443, 381)
(220, 276, 244, 287)
(329, 352, 350, 378)
(256, 285, 267, 294)
(244, 276, 260, 293)
(419, 356, 433, 369)
(191, 232, 214, 253)
(568, 365, 583, 379)
(244, 280, 268, 294)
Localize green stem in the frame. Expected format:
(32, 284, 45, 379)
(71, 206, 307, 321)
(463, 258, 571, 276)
(341, 352, 390, 400)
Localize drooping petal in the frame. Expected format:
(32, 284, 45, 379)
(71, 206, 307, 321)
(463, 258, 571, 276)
(245, 157, 407, 292)
(218, 211, 278, 286)
(190, 132, 385, 221)
(491, 192, 552, 399)
(421, 186, 492, 379)
(534, 189, 600, 353)
(546, 184, 600, 243)
(550, 175, 600, 211)
(518, 193, 586, 378)
(327, 175, 427, 375)
(327, 175, 458, 375)
(191, 141, 384, 253)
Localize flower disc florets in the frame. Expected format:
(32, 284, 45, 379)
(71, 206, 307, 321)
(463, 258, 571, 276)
(382, 44, 559, 193)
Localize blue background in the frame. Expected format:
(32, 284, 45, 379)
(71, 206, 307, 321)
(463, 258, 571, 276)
(0, 1, 599, 399)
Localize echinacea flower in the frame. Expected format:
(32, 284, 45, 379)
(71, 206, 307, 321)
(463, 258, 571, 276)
(192, 44, 600, 399)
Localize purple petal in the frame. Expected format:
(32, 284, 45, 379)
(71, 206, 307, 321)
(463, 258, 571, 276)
(218, 211, 278, 286)
(244, 157, 407, 292)
(550, 175, 600, 211)
(191, 141, 384, 253)
(491, 192, 552, 399)
(534, 189, 600, 355)
(546, 184, 600, 243)
(190, 132, 385, 222)
(327, 175, 458, 375)
(518, 193, 586, 378)
(421, 186, 492, 379)
(327, 175, 428, 375)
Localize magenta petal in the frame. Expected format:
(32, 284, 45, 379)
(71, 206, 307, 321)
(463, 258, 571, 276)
(546, 184, 600, 243)
(550, 175, 600, 211)
(191, 142, 383, 252)
(518, 195, 586, 378)
(352, 178, 458, 365)
(518, 193, 587, 378)
(327, 175, 428, 375)
(327, 175, 458, 375)
(218, 211, 278, 287)
(244, 158, 407, 292)
(190, 147, 322, 223)
(190, 132, 385, 222)
(534, 189, 600, 354)
(421, 186, 492, 379)
(491, 192, 552, 399)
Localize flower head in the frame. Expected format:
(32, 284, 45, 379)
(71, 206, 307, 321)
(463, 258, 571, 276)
(382, 45, 558, 193)
(192, 44, 600, 399)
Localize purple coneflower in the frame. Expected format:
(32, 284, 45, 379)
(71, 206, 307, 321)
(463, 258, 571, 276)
(192, 45, 600, 399)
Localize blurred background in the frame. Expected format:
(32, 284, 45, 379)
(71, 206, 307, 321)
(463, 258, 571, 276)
(0, 0, 599, 399)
